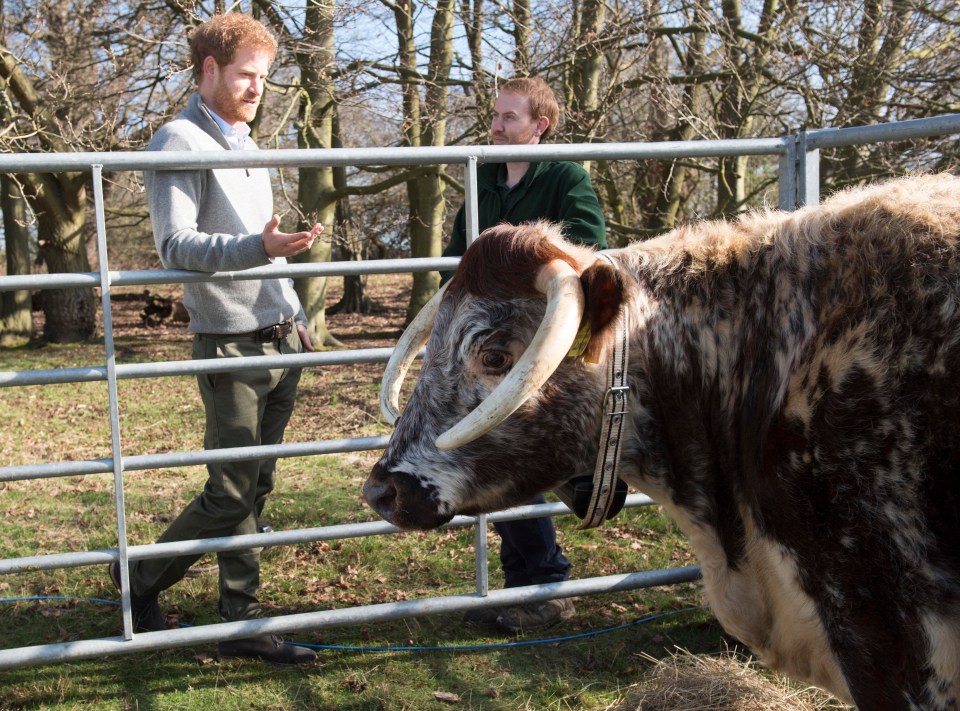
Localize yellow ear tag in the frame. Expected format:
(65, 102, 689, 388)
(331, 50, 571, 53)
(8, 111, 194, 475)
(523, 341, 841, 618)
(567, 320, 592, 359)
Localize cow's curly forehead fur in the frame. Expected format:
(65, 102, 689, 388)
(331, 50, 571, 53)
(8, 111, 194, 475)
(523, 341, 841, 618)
(366, 174, 960, 710)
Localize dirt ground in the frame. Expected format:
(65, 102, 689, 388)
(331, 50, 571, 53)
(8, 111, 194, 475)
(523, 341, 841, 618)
(99, 272, 412, 349)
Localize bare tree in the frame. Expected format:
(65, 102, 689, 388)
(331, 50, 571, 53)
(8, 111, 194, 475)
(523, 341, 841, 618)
(383, 0, 456, 322)
(253, 0, 343, 346)
(0, 1, 184, 342)
(800, 0, 960, 192)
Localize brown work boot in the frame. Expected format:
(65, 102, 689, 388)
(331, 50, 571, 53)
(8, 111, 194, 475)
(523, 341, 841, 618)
(108, 561, 169, 633)
(217, 634, 317, 665)
(495, 598, 576, 633)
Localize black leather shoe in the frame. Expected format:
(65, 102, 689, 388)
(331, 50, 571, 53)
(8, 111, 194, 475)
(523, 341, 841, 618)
(217, 634, 317, 665)
(108, 561, 168, 632)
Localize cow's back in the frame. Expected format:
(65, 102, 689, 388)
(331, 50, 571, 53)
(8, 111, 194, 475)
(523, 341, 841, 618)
(622, 174, 960, 709)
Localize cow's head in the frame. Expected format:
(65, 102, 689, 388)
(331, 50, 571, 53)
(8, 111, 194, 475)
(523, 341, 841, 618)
(364, 222, 634, 530)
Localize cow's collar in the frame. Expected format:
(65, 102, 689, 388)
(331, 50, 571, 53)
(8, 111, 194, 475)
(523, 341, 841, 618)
(577, 252, 630, 529)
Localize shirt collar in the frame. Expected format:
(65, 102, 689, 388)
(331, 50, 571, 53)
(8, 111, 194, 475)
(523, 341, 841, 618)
(202, 101, 251, 150)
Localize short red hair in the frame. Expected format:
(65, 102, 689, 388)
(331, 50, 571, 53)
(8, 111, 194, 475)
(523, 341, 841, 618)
(189, 14, 277, 84)
(498, 77, 561, 141)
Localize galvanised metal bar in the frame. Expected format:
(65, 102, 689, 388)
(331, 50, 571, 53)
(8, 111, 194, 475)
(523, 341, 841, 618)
(0, 256, 462, 292)
(0, 496, 656, 575)
(0, 565, 702, 670)
(0, 435, 393, 483)
(797, 129, 821, 208)
(804, 113, 960, 150)
(464, 155, 479, 246)
(91, 165, 137, 640)
(1, 111, 953, 177)
(777, 137, 797, 211)
(0, 137, 788, 173)
(0, 346, 397, 387)
(475, 513, 490, 597)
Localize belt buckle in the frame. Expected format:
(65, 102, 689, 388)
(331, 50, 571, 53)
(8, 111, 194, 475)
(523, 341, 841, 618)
(255, 320, 292, 342)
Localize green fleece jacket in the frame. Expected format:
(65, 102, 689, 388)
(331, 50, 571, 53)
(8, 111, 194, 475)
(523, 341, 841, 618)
(144, 93, 304, 334)
(442, 160, 607, 271)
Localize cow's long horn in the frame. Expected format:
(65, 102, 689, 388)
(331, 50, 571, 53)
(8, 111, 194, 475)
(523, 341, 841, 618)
(380, 282, 449, 425)
(435, 259, 584, 451)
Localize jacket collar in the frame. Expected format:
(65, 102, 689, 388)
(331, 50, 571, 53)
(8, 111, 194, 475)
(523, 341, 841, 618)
(478, 160, 547, 192)
(181, 93, 233, 151)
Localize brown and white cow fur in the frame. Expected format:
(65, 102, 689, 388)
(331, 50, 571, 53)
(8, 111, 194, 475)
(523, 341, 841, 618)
(364, 174, 960, 710)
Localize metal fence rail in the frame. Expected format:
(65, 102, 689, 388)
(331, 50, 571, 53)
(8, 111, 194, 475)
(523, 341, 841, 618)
(0, 113, 957, 670)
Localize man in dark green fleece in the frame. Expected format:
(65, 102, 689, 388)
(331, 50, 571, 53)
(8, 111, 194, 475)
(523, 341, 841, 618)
(443, 81, 606, 262)
(445, 77, 607, 632)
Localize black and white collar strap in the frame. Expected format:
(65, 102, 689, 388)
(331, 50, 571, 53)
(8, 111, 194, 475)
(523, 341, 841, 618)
(578, 252, 629, 529)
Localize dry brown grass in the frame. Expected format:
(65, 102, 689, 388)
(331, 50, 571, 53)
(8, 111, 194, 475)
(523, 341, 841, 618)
(615, 648, 852, 711)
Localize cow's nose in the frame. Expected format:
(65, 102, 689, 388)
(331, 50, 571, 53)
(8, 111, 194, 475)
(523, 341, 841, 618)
(363, 466, 398, 522)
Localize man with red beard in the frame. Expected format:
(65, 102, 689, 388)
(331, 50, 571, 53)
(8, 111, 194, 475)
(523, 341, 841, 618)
(109, 13, 319, 664)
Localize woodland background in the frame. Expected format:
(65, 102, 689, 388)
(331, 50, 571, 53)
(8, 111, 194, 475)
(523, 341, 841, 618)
(0, 0, 958, 346)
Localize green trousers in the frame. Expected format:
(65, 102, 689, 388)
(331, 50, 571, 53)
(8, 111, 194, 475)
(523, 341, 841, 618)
(131, 327, 303, 622)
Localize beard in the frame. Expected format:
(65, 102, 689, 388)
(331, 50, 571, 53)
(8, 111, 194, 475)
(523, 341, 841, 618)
(211, 81, 259, 125)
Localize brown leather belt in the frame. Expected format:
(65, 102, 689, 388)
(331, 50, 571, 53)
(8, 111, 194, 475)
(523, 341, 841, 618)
(248, 319, 294, 343)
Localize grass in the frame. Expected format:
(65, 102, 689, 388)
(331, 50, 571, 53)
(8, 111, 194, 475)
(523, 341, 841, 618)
(0, 278, 848, 710)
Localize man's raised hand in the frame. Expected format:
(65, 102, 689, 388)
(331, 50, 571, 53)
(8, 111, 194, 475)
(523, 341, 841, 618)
(262, 215, 323, 258)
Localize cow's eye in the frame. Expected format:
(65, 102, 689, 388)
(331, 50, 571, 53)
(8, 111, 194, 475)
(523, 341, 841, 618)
(480, 350, 511, 373)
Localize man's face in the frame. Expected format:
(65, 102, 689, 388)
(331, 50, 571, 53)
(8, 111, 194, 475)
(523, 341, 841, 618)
(201, 46, 272, 126)
(490, 91, 546, 146)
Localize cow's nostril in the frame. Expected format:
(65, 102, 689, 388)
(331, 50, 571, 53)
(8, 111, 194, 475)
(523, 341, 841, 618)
(363, 481, 397, 518)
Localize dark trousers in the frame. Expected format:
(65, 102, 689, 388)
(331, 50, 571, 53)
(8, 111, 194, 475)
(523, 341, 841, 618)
(130, 328, 302, 622)
(494, 494, 571, 588)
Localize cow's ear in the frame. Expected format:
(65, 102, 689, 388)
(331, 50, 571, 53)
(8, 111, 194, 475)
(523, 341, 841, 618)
(579, 261, 631, 363)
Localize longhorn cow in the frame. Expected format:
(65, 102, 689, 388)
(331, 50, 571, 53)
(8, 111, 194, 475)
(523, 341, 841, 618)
(364, 174, 960, 709)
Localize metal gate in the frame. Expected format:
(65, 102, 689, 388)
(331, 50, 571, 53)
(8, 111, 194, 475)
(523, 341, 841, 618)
(0, 114, 957, 669)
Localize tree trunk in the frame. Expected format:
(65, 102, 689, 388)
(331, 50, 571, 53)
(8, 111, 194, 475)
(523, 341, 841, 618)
(405, 171, 444, 322)
(0, 174, 32, 345)
(289, 0, 339, 347)
(565, 0, 606, 170)
(327, 154, 372, 316)
(393, 0, 454, 324)
(824, 0, 910, 190)
(33, 172, 98, 343)
(641, 4, 708, 232)
(461, 0, 493, 131)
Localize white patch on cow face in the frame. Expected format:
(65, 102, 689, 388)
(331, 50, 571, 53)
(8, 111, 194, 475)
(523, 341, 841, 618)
(387, 439, 473, 519)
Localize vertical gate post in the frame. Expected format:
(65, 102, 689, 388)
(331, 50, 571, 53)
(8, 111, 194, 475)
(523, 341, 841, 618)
(474, 513, 489, 597)
(92, 164, 134, 639)
(778, 135, 797, 211)
(464, 156, 479, 247)
(797, 128, 821, 207)
(779, 129, 821, 210)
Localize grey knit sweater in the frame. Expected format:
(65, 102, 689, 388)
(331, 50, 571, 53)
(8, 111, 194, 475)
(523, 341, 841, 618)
(144, 93, 304, 334)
